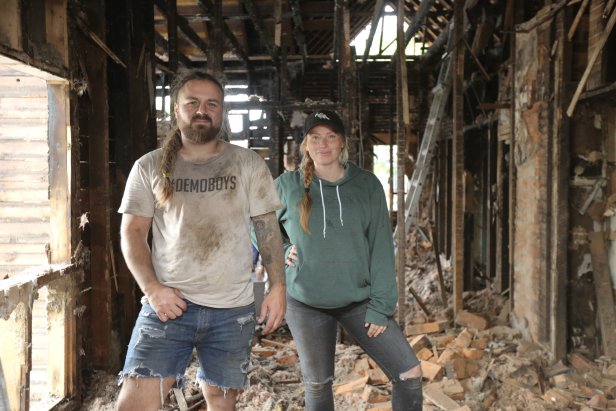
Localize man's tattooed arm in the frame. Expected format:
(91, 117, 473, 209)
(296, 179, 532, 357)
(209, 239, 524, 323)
(252, 211, 285, 286)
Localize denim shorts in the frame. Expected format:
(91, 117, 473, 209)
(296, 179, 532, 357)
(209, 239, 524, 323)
(118, 299, 255, 390)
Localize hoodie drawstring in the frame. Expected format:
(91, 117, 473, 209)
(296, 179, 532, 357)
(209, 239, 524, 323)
(336, 186, 344, 227)
(317, 179, 344, 238)
(318, 179, 327, 238)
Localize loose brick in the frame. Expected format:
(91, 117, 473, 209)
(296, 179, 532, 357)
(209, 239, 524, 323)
(455, 310, 488, 331)
(334, 376, 369, 395)
(410, 334, 432, 351)
(405, 321, 449, 336)
(462, 348, 484, 360)
(417, 347, 434, 361)
(452, 328, 474, 349)
(421, 360, 444, 382)
(362, 385, 390, 403)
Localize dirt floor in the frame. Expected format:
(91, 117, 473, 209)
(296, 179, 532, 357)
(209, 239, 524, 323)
(81, 235, 616, 410)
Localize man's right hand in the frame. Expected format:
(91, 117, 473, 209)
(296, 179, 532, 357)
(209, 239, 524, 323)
(145, 284, 187, 322)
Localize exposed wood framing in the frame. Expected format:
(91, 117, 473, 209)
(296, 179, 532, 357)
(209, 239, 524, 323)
(155, 31, 192, 68)
(589, 232, 616, 357)
(587, 0, 608, 89)
(568, 0, 590, 41)
(403, 0, 436, 51)
(508, 0, 518, 313)
(75, 9, 114, 369)
(549, 8, 569, 361)
(289, 0, 308, 60)
(566, 5, 616, 116)
(362, 0, 385, 63)
(395, 0, 409, 325)
(154, 0, 209, 58)
(452, 0, 465, 315)
(198, 0, 250, 66)
(167, 0, 179, 71)
(241, 0, 279, 64)
(207, 0, 223, 75)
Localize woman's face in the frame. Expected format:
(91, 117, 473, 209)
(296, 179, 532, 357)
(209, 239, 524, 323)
(304, 125, 344, 167)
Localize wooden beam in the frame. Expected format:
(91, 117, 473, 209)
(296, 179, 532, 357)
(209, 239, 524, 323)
(395, 0, 409, 326)
(567, 0, 590, 41)
(589, 232, 616, 358)
(198, 0, 250, 65)
(362, 0, 385, 64)
(550, 8, 569, 361)
(289, 0, 308, 60)
(167, 0, 179, 71)
(0, 293, 32, 411)
(452, 0, 465, 316)
(241, 0, 279, 64)
(155, 31, 192, 67)
(154, 0, 209, 56)
(206, 0, 223, 74)
(566, 6, 616, 117)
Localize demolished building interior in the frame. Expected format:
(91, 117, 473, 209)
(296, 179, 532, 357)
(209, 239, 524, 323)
(1, 0, 616, 409)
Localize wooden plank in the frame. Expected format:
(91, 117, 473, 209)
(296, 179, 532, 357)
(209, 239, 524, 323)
(424, 385, 460, 410)
(0, 292, 32, 411)
(396, 0, 409, 325)
(566, 6, 616, 117)
(452, 1, 465, 315)
(0, 0, 21, 50)
(568, 0, 590, 40)
(48, 83, 70, 264)
(45, 0, 69, 67)
(550, 8, 568, 361)
(589, 232, 616, 358)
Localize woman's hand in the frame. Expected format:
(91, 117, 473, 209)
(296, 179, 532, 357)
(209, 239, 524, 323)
(365, 322, 387, 338)
(286, 245, 298, 267)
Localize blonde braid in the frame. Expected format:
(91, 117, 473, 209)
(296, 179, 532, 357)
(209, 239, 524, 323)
(155, 129, 183, 209)
(299, 139, 315, 234)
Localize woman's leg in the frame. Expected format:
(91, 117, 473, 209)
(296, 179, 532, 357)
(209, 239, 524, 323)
(337, 301, 423, 411)
(285, 295, 338, 411)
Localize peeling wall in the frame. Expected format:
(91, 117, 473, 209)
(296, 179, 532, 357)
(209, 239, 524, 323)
(512, 12, 552, 344)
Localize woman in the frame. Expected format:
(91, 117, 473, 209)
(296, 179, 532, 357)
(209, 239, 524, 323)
(275, 110, 423, 410)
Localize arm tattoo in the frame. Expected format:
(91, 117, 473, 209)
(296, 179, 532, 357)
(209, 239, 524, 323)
(252, 212, 285, 286)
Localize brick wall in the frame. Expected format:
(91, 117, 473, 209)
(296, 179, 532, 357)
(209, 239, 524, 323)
(511, 16, 552, 343)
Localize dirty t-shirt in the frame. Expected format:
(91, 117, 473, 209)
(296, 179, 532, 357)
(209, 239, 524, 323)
(118, 141, 281, 308)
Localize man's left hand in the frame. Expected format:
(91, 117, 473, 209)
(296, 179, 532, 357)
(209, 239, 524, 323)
(258, 283, 286, 334)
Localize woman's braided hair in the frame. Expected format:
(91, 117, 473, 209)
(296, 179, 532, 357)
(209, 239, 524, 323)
(155, 70, 224, 209)
(297, 129, 349, 234)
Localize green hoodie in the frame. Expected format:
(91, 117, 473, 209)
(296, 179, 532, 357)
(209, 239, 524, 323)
(275, 162, 397, 325)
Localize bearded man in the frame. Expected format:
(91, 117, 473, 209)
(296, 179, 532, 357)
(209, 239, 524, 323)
(116, 70, 285, 411)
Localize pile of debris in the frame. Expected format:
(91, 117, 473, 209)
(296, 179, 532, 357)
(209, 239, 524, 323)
(82, 241, 616, 410)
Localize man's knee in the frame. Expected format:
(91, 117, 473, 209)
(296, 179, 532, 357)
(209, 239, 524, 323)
(116, 376, 173, 411)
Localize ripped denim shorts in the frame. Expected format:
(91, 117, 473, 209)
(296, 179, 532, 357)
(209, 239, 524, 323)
(118, 298, 255, 390)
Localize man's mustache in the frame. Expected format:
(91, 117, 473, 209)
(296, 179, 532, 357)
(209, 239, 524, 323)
(192, 113, 211, 122)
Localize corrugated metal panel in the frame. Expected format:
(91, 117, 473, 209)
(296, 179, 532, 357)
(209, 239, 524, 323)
(0, 71, 49, 277)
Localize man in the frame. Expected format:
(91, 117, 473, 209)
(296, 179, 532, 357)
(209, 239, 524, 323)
(116, 70, 286, 411)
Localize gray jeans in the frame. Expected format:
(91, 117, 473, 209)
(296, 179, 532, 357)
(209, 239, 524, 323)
(285, 295, 423, 411)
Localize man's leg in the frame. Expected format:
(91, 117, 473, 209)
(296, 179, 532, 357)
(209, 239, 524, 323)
(195, 303, 255, 410)
(199, 382, 238, 411)
(116, 300, 197, 410)
(116, 376, 176, 411)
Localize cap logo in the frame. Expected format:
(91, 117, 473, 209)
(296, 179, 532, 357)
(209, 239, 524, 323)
(314, 112, 331, 120)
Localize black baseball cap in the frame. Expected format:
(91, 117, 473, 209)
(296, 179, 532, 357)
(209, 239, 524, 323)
(303, 110, 345, 135)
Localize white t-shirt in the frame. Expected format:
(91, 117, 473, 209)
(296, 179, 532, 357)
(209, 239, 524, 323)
(119, 141, 281, 308)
